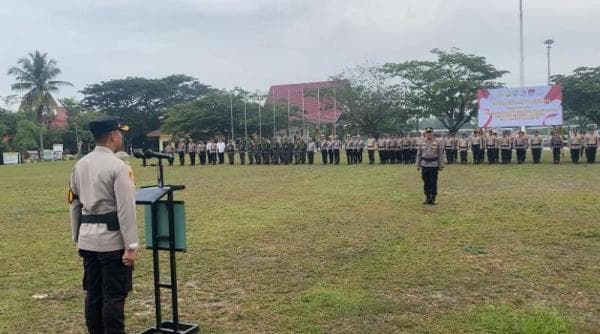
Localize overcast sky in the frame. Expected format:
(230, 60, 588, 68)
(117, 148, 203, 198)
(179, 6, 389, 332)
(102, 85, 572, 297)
(1, 0, 599, 105)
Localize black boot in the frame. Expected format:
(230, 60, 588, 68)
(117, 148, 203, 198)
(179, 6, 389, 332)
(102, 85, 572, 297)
(430, 194, 436, 205)
(424, 194, 431, 204)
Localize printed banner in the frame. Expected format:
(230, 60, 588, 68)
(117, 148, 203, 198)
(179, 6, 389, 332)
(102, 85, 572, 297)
(477, 85, 563, 128)
(2, 152, 20, 164)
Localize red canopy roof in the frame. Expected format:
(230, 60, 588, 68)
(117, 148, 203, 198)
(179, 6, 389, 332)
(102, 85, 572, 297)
(265, 81, 343, 124)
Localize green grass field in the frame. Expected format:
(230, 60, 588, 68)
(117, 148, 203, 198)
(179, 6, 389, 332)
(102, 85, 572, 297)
(1, 154, 599, 333)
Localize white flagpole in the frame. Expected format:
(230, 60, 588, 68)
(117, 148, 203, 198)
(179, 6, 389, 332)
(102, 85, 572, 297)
(333, 81, 336, 138)
(317, 87, 321, 137)
(301, 87, 306, 141)
(230, 94, 234, 142)
(258, 98, 262, 140)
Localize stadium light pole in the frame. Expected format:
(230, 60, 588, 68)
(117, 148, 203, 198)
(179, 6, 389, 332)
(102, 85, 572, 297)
(544, 39, 554, 85)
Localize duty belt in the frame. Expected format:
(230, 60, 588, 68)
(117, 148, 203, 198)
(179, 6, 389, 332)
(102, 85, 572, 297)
(80, 212, 120, 231)
(421, 157, 438, 162)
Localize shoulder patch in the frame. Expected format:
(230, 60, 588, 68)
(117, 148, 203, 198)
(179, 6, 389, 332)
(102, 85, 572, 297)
(128, 167, 135, 183)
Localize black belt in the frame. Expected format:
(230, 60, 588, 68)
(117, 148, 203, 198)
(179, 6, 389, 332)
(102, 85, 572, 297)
(80, 212, 120, 231)
(421, 157, 438, 162)
(532, 146, 541, 148)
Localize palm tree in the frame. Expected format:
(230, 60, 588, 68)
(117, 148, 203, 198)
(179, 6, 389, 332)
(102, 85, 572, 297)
(8, 51, 72, 156)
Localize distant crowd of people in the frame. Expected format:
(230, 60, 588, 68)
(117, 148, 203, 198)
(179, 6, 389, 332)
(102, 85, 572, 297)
(157, 128, 599, 166)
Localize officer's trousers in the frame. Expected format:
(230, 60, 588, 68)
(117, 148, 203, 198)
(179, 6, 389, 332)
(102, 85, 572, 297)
(321, 150, 327, 164)
(368, 150, 375, 164)
(308, 151, 314, 164)
(239, 152, 246, 165)
(189, 152, 196, 166)
(486, 147, 495, 164)
(378, 150, 385, 164)
(445, 149, 454, 164)
(570, 148, 580, 163)
(501, 149, 511, 164)
(472, 145, 481, 164)
(421, 167, 439, 199)
(459, 150, 468, 164)
(552, 147, 561, 163)
(516, 149, 526, 163)
(79, 250, 132, 334)
(199, 152, 206, 165)
(227, 153, 235, 165)
(178, 152, 185, 165)
(346, 149, 352, 164)
(586, 146, 597, 163)
(532, 148, 542, 163)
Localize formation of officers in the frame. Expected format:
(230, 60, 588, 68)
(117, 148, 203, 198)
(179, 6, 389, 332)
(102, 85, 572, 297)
(160, 127, 600, 167)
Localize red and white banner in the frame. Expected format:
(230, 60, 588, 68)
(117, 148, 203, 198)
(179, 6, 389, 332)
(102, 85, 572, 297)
(477, 85, 563, 128)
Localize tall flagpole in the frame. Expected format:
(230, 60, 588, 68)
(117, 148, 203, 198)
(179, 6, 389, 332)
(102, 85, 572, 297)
(333, 81, 336, 138)
(287, 88, 290, 137)
(317, 87, 321, 137)
(272, 89, 276, 138)
(301, 87, 306, 141)
(244, 96, 248, 141)
(258, 97, 262, 140)
(519, 0, 524, 87)
(229, 94, 234, 142)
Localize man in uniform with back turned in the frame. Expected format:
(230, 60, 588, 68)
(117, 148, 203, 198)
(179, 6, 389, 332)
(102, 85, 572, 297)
(416, 127, 444, 205)
(68, 116, 139, 334)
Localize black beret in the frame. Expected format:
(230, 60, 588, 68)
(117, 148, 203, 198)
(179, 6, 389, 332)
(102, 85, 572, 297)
(425, 127, 434, 132)
(89, 116, 129, 137)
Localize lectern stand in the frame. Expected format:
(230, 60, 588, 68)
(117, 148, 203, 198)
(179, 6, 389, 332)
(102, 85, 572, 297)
(135, 154, 199, 334)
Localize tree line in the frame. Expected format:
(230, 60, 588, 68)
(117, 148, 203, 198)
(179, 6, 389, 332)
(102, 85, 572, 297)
(1, 49, 599, 155)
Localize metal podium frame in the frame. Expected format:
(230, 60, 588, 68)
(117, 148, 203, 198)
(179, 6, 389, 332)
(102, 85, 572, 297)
(134, 154, 200, 334)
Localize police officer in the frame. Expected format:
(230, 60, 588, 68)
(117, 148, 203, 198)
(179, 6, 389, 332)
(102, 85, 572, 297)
(197, 140, 207, 165)
(226, 140, 235, 165)
(470, 130, 483, 165)
(377, 136, 386, 164)
(69, 116, 138, 334)
(307, 138, 316, 165)
(188, 139, 197, 166)
(530, 130, 543, 164)
(177, 138, 186, 165)
(458, 133, 469, 164)
(320, 137, 328, 164)
(568, 130, 582, 163)
(500, 131, 512, 164)
(416, 127, 444, 205)
(366, 136, 376, 164)
(513, 131, 528, 164)
(584, 128, 598, 163)
(550, 130, 563, 164)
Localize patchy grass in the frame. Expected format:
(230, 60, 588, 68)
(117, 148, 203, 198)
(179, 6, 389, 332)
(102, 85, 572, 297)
(1, 154, 600, 333)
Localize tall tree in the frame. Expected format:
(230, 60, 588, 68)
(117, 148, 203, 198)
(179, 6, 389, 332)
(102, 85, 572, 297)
(7, 51, 72, 153)
(383, 48, 508, 134)
(330, 65, 406, 136)
(553, 66, 600, 127)
(81, 74, 211, 148)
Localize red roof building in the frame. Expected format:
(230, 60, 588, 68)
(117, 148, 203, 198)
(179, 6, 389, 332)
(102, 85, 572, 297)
(265, 81, 343, 124)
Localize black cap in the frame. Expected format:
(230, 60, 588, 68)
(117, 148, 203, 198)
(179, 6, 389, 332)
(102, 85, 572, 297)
(425, 127, 434, 132)
(89, 116, 129, 137)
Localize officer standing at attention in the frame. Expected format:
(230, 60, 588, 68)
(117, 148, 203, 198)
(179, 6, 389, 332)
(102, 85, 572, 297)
(568, 129, 582, 163)
(416, 128, 444, 205)
(69, 116, 139, 334)
(513, 131, 528, 164)
(530, 130, 543, 164)
(366, 136, 376, 164)
(226, 140, 235, 165)
(238, 138, 247, 165)
(320, 137, 328, 164)
(177, 138, 187, 166)
(188, 139, 197, 166)
(458, 133, 469, 164)
(550, 130, 563, 164)
(584, 128, 598, 164)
